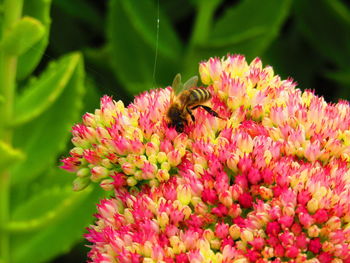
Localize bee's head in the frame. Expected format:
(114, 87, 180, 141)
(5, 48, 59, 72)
(167, 106, 187, 133)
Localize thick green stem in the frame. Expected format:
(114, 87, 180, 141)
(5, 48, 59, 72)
(189, 0, 221, 46)
(184, 0, 222, 76)
(0, 0, 23, 262)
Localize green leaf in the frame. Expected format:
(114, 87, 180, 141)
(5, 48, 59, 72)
(209, 0, 292, 53)
(9, 184, 91, 233)
(185, 0, 292, 75)
(295, 0, 350, 67)
(326, 68, 350, 86)
(205, 26, 267, 49)
(208, 0, 292, 55)
(162, 0, 194, 23)
(107, 0, 181, 95)
(16, 0, 52, 80)
(11, 180, 103, 263)
(325, 0, 350, 26)
(52, 0, 103, 32)
(84, 46, 133, 101)
(263, 25, 324, 92)
(0, 140, 24, 170)
(325, 69, 350, 99)
(121, 0, 181, 60)
(0, 17, 45, 56)
(11, 52, 85, 186)
(13, 52, 83, 126)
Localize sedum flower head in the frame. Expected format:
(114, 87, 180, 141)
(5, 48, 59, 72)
(62, 55, 350, 262)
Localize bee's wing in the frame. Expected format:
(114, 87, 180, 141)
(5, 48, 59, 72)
(170, 74, 199, 103)
(183, 75, 198, 90)
(172, 73, 184, 96)
(172, 74, 198, 93)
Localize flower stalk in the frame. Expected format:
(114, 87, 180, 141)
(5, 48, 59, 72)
(0, 0, 23, 261)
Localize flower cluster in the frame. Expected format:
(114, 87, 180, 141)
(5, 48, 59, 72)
(62, 55, 350, 262)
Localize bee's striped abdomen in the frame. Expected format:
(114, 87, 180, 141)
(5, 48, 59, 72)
(188, 88, 211, 106)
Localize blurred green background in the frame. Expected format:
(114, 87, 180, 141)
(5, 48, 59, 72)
(47, 0, 350, 103)
(0, 0, 349, 262)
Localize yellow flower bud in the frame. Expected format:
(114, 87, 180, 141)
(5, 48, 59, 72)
(160, 161, 170, 171)
(177, 184, 192, 205)
(124, 208, 134, 224)
(126, 176, 137, 186)
(233, 258, 249, 263)
(157, 152, 167, 163)
(229, 224, 241, 240)
(307, 225, 320, 237)
(307, 198, 319, 214)
(203, 229, 215, 241)
(148, 154, 157, 164)
(210, 239, 221, 250)
(158, 212, 169, 229)
(240, 229, 254, 243)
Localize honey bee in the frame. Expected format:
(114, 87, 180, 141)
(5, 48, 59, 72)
(166, 73, 220, 132)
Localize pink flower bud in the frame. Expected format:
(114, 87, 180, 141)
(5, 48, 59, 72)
(326, 216, 341, 230)
(313, 209, 329, 224)
(285, 245, 298, 258)
(235, 174, 248, 191)
(237, 155, 253, 173)
(228, 203, 242, 218)
(61, 157, 81, 172)
(238, 192, 253, 208)
(298, 212, 314, 228)
(278, 215, 293, 228)
(291, 223, 302, 236)
(251, 105, 264, 121)
(279, 232, 294, 246)
(222, 244, 236, 261)
(304, 141, 322, 162)
(82, 112, 96, 127)
(215, 222, 229, 239)
(266, 222, 281, 236)
(91, 166, 109, 182)
(247, 167, 262, 185)
(262, 168, 274, 185)
(218, 190, 233, 207)
(100, 179, 114, 191)
(309, 238, 322, 254)
(121, 162, 135, 175)
(295, 233, 308, 250)
(259, 186, 273, 200)
(202, 188, 217, 205)
(318, 252, 333, 263)
(160, 139, 173, 152)
(167, 149, 182, 167)
(211, 204, 228, 217)
(274, 244, 285, 257)
(249, 237, 265, 251)
(145, 142, 158, 156)
(246, 249, 260, 262)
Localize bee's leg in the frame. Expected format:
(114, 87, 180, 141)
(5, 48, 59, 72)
(186, 107, 195, 122)
(191, 105, 220, 118)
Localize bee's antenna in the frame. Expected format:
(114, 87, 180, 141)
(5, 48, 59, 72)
(152, 0, 160, 87)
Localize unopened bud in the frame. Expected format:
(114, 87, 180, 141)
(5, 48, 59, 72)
(73, 177, 90, 191)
